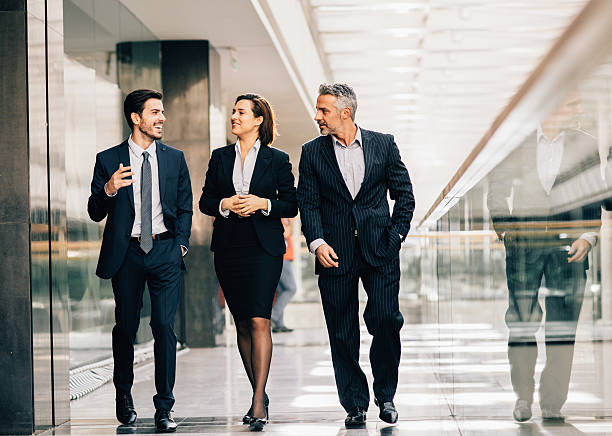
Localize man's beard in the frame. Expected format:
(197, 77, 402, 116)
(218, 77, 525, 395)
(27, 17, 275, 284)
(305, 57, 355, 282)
(139, 123, 162, 140)
(319, 124, 336, 136)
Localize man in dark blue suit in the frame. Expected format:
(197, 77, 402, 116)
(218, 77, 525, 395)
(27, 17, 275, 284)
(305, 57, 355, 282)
(297, 83, 415, 428)
(88, 89, 192, 432)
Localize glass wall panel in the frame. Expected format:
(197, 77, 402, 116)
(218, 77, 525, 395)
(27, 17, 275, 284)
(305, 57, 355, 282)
(418, 53, 612, 422)
(62, 0, 158, 368)
(48, 0, 71, 421)
(27, 0, 53, 428)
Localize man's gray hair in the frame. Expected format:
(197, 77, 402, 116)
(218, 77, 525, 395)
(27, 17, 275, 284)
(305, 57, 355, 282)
(318, 83, 358, 121)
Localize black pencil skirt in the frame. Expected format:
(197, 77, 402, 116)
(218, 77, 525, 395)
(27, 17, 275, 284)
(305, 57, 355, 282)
(213, 217, 283, 321)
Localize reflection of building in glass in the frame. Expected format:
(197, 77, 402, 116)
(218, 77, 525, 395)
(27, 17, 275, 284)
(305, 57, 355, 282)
(63, 0, 159, 368)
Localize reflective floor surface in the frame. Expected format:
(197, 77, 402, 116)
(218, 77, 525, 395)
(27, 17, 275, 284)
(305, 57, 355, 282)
(46, 302, 612, 435)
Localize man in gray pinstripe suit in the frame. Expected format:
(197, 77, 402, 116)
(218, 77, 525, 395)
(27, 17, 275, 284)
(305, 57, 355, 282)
(297, 83, 415, 428)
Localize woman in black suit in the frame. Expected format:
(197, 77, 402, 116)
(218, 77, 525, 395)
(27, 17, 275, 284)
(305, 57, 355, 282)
(199, 94, 297, 431)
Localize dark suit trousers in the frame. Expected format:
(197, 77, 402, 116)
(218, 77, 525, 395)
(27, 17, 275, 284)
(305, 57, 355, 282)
(504, 240, 585, 411)
(111, 237, 183, 411)
(318, 237, 404, 412)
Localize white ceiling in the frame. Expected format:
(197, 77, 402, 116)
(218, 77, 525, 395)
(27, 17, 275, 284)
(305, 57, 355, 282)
(119, 0, 318, 170)
(306, 0, 589, 224)
(119, 0, 592, 226)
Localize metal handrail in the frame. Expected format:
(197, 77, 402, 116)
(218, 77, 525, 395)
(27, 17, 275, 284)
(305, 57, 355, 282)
(419, 0, 612, 228)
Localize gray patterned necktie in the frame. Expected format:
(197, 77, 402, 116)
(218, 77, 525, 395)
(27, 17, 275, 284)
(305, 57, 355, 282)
(140, 151, 153, 253)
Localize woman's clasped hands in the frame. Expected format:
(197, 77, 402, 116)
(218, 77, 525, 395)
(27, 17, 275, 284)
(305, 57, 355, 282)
(222, 194, 268, 217)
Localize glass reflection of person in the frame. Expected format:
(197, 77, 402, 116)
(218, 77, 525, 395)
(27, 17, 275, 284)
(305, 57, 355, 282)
(487, 93, 597, 423)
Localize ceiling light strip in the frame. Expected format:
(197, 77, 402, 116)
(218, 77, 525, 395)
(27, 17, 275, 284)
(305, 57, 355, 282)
(250, 0, 316, 120)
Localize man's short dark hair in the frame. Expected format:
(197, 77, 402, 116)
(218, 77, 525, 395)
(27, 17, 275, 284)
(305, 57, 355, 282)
(124, 89, 163, 130)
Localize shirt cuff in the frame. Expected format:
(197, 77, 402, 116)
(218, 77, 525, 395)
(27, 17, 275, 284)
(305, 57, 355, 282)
(105, 183, 117, 197)
(261, 199, 271, 216)
(579, 232, 598, 248)
(309, 238, 326, 254)
(180, 245, 188, 257)
(219, 199, 230, 218)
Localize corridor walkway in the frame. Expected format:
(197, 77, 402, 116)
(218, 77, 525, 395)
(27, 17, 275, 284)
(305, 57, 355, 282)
(52, 303, 612, 435)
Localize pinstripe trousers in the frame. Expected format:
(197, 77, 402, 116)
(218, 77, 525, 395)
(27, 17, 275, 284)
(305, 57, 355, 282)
(318, 237, 404, 412)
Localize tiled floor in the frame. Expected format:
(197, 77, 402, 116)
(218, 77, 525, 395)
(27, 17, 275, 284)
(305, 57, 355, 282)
(48, 301, 612, 435)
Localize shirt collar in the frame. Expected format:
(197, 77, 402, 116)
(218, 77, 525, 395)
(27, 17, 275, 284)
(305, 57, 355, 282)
(333, 126, 362, 148)
(235, 138, 261, 155)
(128, 135, 156, 157)
(537, 124, 564, 144)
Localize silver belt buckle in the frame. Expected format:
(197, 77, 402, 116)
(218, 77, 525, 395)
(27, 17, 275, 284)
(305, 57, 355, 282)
(354, 229, 358, 237)
(137, 234, 155, 242)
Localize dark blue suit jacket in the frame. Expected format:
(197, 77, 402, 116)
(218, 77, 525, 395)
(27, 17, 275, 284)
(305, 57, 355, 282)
(88, 140, 193, 279)
(297, 129, 415, 275)
(199, 144, 298, 257)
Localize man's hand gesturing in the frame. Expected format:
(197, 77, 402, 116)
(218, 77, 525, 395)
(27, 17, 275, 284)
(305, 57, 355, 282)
(105, 163, 134, 196)
(315, 244, 339, 268)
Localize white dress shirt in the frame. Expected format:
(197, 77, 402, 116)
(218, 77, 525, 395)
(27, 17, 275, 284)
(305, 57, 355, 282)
(106, 136, 188, 255)
(334, 127, 365, 199)
(536, 126, 564, 196)
(127, 136, 168, 237)
(309, 128, 364, 253)
(536, 126, 597, 247)
(219, 138, 271, 217)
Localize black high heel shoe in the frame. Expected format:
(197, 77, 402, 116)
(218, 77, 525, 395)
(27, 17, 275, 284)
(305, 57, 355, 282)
(242, 407, 253, 425)
(248, 396, 269, 432)
(243, 393, 269, 424)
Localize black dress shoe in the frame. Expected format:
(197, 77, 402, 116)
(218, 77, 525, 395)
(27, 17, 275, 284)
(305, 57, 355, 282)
(345, 407, 367, 428)
(116, 393, 137, 425)
(154, 409, 177, 433)
(375, 399, 398, 424)
(242, 408, 253, 425)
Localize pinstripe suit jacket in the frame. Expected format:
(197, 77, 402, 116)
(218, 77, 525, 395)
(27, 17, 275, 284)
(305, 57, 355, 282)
(297, 128, 415, 275)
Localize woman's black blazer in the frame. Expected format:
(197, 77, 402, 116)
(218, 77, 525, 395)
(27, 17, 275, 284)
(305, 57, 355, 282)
(199, 144, 298, 256)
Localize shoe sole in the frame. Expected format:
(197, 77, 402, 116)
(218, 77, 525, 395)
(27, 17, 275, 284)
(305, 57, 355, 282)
(156, 427, 177, 433)
(345, 422, 366, 429)
(542, 417, 565, 423)
(513, 414, 532, 422)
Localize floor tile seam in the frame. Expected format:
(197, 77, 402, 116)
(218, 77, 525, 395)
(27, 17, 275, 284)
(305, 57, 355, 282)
(439, 380, 463, 435)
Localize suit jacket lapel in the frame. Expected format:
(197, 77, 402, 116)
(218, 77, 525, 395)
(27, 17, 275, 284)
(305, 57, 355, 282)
(156, 141, 168, 203)
(117, 141, 134, 210)
(219, 145, 237, 194)
(353, 129, 373, 202)
(250, 145, 272, 192)
(321, 136, 352, 200)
